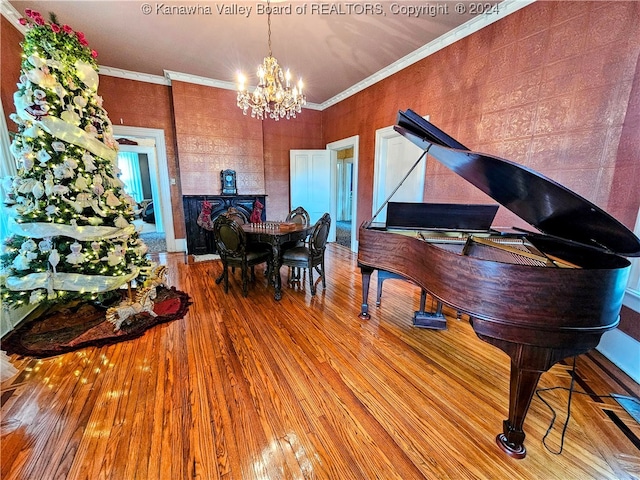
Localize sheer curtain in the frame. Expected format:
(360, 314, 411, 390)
(117, 152, 144, 203)
(1, 97, 17, 246)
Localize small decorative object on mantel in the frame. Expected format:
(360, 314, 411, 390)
(250, 199, 264, 223)
(221, 169, 237, 195)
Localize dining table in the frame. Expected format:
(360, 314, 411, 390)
(243, 222, 313, 300)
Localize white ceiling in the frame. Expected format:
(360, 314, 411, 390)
(4, 0, 529, 107)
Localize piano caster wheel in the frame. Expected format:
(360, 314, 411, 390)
(359, 312, 371, 320)
(496, 434, 526, 459)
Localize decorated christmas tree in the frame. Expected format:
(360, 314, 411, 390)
(1, 10, 153, 311)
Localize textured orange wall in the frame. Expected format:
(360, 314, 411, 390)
(171, 81, 265, 196)
(168, 81, 322, 221)
(322, 1, 640, 235)
(2, 15, 23, 132)
(98, 76, 184, 238)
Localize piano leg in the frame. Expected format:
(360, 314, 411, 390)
(376, 270, 405, 306)
(496, 362, 544, 459)
(359, 266, 373, 319)
(474, 329, 569, 460)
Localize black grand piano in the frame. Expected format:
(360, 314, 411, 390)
(357, 109, 640, 459)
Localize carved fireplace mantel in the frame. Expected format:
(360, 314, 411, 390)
(183, 195, 267, 256)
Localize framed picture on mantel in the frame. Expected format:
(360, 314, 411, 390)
(220, 169, 237, 195)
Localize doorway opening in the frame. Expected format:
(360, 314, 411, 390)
(335, 147, 354, 248)
(113, 126, 176, 253)
(117, 149, 156, 234)
(327, 135, 359, 252)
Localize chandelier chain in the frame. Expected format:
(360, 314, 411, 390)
(267, 0, 272, 57)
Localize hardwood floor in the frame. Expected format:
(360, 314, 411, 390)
(2, 243, 639, 479)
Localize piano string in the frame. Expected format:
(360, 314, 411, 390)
(408, 229, 580, 268)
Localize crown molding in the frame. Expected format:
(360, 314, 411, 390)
(99, 66, 170, 85)
(301, 102, 322, 111)
(319, 0, 536, 110)
(164, 70, 236, 90)
(1, 0, 27, 34)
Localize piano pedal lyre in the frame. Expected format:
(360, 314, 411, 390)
(413, 289, 447, 330)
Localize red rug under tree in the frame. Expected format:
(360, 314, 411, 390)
(1, 286, 191, 358)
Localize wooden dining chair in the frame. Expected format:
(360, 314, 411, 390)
(280, 213, 331, 295)
(226, 207, 248, 225)
(213, 214, 272, 297)
(285, 206, 311, 227)
(282, 206, 312, 278)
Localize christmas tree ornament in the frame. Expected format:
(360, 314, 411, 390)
(36, 149, 51, 165)
(66, 242, 86, 265)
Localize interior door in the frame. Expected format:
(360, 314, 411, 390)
(373, 126, 426, 223)
(290, 150, 336, 241)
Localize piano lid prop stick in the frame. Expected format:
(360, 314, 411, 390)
(461, 236, 474, 256)
(546, 254, 580, 269)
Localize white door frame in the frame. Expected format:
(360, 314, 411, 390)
(117, 144, 164, 233)
(327, 135, 359, 252)
(113, 126, 177, 252)
(373, 126, 425, 221)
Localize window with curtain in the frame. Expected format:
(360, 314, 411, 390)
(117, 152, 144, 204)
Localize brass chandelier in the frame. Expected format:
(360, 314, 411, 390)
(236, 1, 305, 120)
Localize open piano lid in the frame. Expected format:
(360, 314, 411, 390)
(395, 109, 640, 257)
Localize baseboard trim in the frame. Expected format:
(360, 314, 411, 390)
(596, 328, 640, 384)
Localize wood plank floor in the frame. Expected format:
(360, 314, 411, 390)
(2, 243, 639, 479)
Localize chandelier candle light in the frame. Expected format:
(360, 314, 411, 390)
(236, 0, 305, 120)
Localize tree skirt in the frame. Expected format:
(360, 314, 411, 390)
(1, 287, 191, 358)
